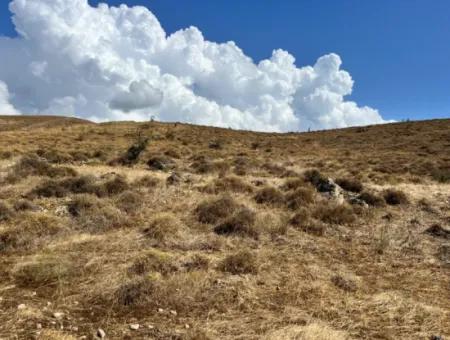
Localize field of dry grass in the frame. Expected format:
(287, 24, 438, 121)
(0, 115, 449, 340)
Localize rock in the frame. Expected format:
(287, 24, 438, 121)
(17, 304, 26, 310)
(318, 178, 344, 204)
(170, 310, 177, 316)
(129, 324, 140, 330)
(158, 308, 164, 313)
(148, 325, 155, 329)
(53, 312, 64, 319)
(167, 172, 181, 185)
(96, 328, 106, 338)
(36, 323, 42, 329)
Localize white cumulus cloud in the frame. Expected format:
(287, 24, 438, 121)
(0, 0, 387, 131)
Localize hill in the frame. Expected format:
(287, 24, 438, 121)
(0, 116, 449, 339)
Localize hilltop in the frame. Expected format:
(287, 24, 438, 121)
(0, 116, 449, 339)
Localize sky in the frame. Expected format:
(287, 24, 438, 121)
(0, 0, 448, 131)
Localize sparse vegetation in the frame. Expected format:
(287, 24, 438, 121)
(0, 116, 449, 339)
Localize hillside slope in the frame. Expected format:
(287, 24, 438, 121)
(0, 117, 449, 339)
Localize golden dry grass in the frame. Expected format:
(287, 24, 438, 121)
(0, 115, 449, 339)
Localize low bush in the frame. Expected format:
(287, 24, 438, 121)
(254, 186, 284, 206)
(313, 204, 356, 225)
(128, 249, 178, 276)
(383, 189, 409, 205)
(115, 190, 143, 214)
(358, 191, 386, 207)
(183, 254, 210, 272)
(196, 196, 239, 224)
(431, 168, 450, 183)
(335, 178, 363, 193)
(12, 255, 74, 287)
(285, 187, 315, 210)
(219, 250, 258, 275)
(13, 199, 40, 212)
(118, 137, 149, 166)
(202, 176, 253, 194)
(133, 175, 161, 188)
(142, 213, 180, 241)
(0, 201, 13, 222)
(214, 208, 259, 239)
(147, 155, 175, 171)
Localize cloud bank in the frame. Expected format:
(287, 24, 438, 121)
(0, 0, 386, 131)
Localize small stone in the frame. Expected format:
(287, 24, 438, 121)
(170, 310, 177, 316)
(71, 326, 79, 332)
(148, 325, 154, 329)
(30, 291, 37, 297)
(158, 308, 164, 313)
(36, 323, 42, 329)
(96, 328, 106, 338)
(17, 304, 26, 310)
(53, 312, 64, 319)
(129, 324, 140, 330)
(185, 324, 190, 329)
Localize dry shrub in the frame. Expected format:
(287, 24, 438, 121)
(285, 187, 315, 210)
(102, 175, 129, 196)
(281, 178, 306, 191)
(191, 158, 229, 174)
(205, 176, 254, 194)
(304, 169, 327, 188)
(357, 191, 385, 207)
(67, 194, 127, 232)
(335, 178, 363, 193)
(0, 212, 64, 251)
(163, 148, 181, 159)
(5, 155, 77, 183)
(12, 254, 74, 287)
(133, 175, 161, 188)
(313, 204, 356, 225)
(0, 150, 12, 159)
(128, 249, 178, 276)
(117, 137, 149, 166)
(183, 254, 210, 272)
(36, 148, 72, 163)
(219, 250, 258, 275)
(254, 186, 284, 206)
(431, 167, 450, 183)
(147, 155, 175, 171)
(0, 200, 13, 222)
(265, 323, 349, 340)
(115, 190, 143, 214)
(214, 208, 259, 239)
(196, 196, 239, 224)
(383, 189, 409, 205)
(290, 208, 325, 236)
(143, 213, 180, 241)
(115, 271, 237, 315)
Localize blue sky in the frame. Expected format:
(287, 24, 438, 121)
(1, 0, 449, 122)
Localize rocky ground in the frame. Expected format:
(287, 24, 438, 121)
(0, 116, 449, 339)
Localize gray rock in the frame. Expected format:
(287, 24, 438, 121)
(96, 328, 106, 338)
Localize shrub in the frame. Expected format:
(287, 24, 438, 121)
(142, 213, 180, 241)
(0, 201, 13, 222)
(128, 249, 178, 276)
(358, 191, 385, 207)
(134, 175, 161, 188)
(12, 255, 73, 287)
(219, 250, 258, 275)
(147, 155, 175, 171)
(313, 204, 356, 225)
(208, 139, 223, 150)
(118, 137, 149, 166)
(383, 189, 408, 205)
(285, 187, 315, 210)
(116, 277, 154, 306)
(36, 148, 72, 163)
(290, 209, 325, 236)
(281, 178, 306, 191)
(254, 186, 284, 206)
(6, 155, 77, 182)
(203, 176, 253, 194)
(335, 178, 363, 193)
(67, 194, 127, 232)
(431, 168, 450, 183)
(29, 175, 98, 198)
(115, 190, 143, 214)
(304, 169, 327, 188)
(214, 208, 259, 239)
(196, 196, 239, 224)
(101, 175, 129, 196)
(183, 254, 210, 272)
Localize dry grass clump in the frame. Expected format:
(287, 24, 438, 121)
(281, 177, 306, 191)
(214, 208, 259, 239)
(265, 323, 349, 340)
(303, 169, 328, 189)
(116, 277, 155, 306)
(202, 176, 254, 194)
(5, 155, 77, 183)
(331, 274, 357, 292)
(128, 249, 178, 276)
(67, 194, 127, 232)
(431, 167, 450, 183)
(0, 200, 13, 222)
(142, 213, 180, 241)
(13, 199, 40, 212)
(0, 212, 64, 251)
(383, 189, 409, 205)
(358, 191, 386, 207)
(116, 137, 149, 166)
(133, 175, 161, 188)
(254, 186, 284, 206)
(12, 254, 74, 287)
(101, 175, 129, 196)
(196, 196, 239, 224)
(285, 187, 315, 210)
(115, 190, 144, 214)
(335, 177, 363, 193)
(183, 254, 210, 272)
(36, 148, 72, 164)
(37, 330, 77, 340)
(147, 155, 175, 171)
(290, 208, 325, 236)
(313, 203, 356, 225)
(219, 250, 258, 275)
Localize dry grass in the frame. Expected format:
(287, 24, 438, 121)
(0, 116, 449, 339)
